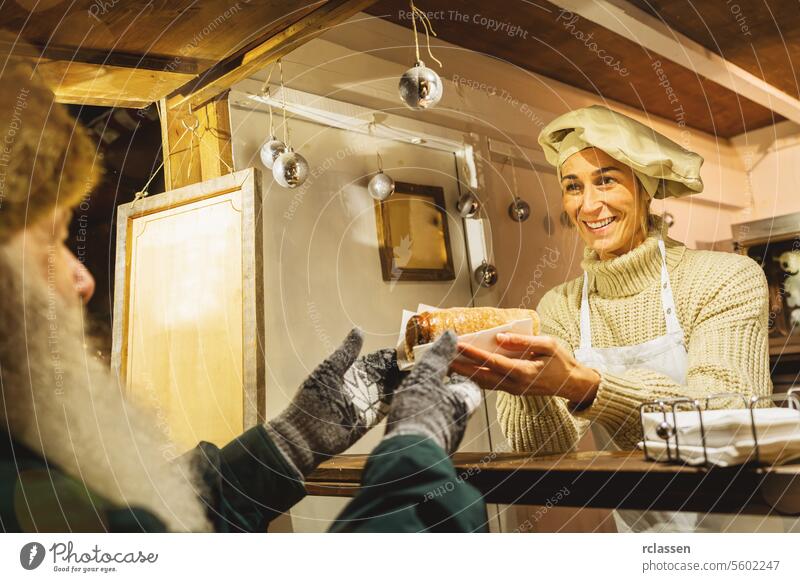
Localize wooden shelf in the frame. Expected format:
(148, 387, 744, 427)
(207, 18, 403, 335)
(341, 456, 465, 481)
(307, 450, 800, 516)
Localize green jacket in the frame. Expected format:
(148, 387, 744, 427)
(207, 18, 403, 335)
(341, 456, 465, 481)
(1, 428, 487, 533)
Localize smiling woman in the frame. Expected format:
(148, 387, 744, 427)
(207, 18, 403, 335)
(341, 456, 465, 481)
(559, 147, 651, 260)
(451, 105, 773, 533)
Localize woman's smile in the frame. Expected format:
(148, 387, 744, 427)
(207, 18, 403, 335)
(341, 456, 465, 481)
(583, 215, 617, 233)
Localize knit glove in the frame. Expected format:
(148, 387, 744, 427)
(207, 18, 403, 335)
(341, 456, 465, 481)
(265, 329, 402, 478)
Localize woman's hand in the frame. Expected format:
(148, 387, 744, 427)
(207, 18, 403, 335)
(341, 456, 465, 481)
(449, 332, 601, 406)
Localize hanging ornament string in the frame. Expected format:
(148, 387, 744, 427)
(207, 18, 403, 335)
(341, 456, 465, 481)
(368, 119, 380, 169)
(460, 140, 472, 188)
(134, 102, 237, 206)
(410, 1, 442, 67)
(187, 104, 234, 175)
(185, 105, 199, 181)
(199, 121, 235, 174)
(134, 98, 176, 202)
(261, 62, 276, 137)
(479, 215, 490, 265)
(133, 153, 167, 202)
(202, 128, 235, 174)
(278, 58, 290, 147)
(499, 155, 510, 190)
(510, 155, 519, 200)
(506, 154, 531, 222)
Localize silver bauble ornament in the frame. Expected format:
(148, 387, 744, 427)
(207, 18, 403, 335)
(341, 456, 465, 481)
(368, 171, 395, 201)
(272, 148, 309, 188)
(508, 197, 531, 222)
(456, 191, 481, 218)
(398, 60, 443, 110)
(260, 136, 286, 170)
(474, 262, 499, 288)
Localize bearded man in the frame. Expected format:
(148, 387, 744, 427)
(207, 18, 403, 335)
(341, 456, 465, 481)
(0, 56, 487, 533)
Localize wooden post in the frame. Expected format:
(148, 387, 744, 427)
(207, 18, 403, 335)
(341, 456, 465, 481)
(160, 92, 233, 190)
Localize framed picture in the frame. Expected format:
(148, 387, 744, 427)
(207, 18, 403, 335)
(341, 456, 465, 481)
(374, 181, 455, 282)
(111, 168, 264, 455)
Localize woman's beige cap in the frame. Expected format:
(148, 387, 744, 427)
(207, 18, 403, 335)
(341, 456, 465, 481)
(538, 105, 703, 199)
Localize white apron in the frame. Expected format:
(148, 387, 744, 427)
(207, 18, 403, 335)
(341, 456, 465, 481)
(574, 239, 696, 532)
(574, 239, 787, 532)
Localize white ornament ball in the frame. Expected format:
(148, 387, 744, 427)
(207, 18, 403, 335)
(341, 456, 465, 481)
(368, 171, 395, 201)
(398, 60, 443, 110)
(272, 148, 309, 188)
(260, 137, 286, 170)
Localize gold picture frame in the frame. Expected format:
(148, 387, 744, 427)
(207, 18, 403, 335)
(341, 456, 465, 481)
(111, 168, 264, 454)
(374, 181, 455, 282)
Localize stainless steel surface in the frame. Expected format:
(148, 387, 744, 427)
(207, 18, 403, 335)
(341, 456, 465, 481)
(731, 210, 800, 245)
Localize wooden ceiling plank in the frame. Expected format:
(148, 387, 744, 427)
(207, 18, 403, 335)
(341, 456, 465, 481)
(35, 59, 194, 109)
(365, 0, 778, 136)
(0, 40, 206, 75)
(627, 0, 800, 101)
(53, 94, 152, 109)
(550, 0, 800, 126)
(167, 0, 378, 111)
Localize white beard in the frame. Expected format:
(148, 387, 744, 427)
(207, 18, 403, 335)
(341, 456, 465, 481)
(0, 245, 212, 532)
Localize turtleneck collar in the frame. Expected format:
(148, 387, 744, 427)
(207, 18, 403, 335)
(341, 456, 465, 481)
(581, 232, 687, 298)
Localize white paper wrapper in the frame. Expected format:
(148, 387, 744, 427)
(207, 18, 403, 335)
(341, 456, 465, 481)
(394, 304, 536, 371)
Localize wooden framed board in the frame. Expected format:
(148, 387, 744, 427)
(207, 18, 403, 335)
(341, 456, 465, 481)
(111, 168, 264, 454)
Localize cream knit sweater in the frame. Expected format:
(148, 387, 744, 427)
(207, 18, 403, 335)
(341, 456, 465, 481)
(496, 232, 773, 453)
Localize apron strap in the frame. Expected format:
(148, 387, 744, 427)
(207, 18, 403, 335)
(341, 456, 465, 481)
(580, 272, 592, 349)
(578, 239, 683, 350)
(657, 239, 682, 336)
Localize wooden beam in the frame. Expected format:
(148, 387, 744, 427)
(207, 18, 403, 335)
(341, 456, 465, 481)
(159, 93, 233, 190)
(549, 0, 800, 127)
(168, 0, 377, 112)
(0, 40, 207, 74)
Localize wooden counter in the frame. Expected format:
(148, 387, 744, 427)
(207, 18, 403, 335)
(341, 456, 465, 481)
(306, 450, 800, 516)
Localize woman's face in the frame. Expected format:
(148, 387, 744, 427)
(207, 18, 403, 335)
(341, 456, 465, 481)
(560, 147, 647, 260)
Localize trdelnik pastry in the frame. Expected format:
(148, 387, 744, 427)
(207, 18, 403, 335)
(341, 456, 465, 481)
(404, 307, 540, 361)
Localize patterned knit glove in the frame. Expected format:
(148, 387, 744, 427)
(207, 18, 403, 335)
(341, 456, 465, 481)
(265, 329, 402, 478)
(384, 332, 482, 455)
